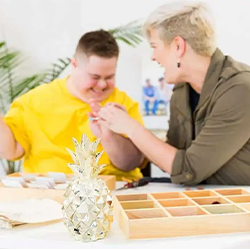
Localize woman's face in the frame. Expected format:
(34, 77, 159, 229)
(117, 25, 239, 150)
(149, 29, 183, 84)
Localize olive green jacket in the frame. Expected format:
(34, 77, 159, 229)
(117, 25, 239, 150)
(168, 48, 250, 185)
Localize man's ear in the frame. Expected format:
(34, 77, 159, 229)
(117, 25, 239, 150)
(71, 58, 77, 68)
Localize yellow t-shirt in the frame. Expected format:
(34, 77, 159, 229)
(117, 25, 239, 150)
(4, 78, 145, 181)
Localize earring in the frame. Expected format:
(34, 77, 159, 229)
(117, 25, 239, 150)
(177, 62, 181, 68)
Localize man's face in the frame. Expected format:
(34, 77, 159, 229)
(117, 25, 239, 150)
(159, 79, 165, 87)
(71, 55, 117, 102)
(146, 80, 151, 87)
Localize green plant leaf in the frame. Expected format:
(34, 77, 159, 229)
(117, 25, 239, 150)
(109, 20, 144, 47)
(42, 57, 71, 83)
(12, 74, 47, 98)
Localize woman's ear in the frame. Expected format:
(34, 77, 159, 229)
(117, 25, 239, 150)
(174, 36, 186, 57)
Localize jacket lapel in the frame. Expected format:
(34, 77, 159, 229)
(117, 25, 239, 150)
(194, 48, 226, 120)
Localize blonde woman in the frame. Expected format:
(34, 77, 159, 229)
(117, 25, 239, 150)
(97, 1, 250, 185)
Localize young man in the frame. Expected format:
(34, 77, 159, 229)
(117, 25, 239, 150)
(1, 30, 145, 181)
(143, 79, 158, 115)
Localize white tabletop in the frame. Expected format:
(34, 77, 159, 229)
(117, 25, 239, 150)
(1, 182, 250, 249)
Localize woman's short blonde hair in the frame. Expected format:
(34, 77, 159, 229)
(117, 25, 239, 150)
(144, 1, 216, 57)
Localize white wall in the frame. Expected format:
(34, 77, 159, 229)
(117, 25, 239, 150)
(0, 166, 4, 178)
(0, 0, 82, 76)
(1, 0, 250, 102)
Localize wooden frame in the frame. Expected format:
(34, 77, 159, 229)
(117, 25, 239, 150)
(4, 172, 116, 191)
(0, 173, 116, 204)
(113, 188, 250, 240)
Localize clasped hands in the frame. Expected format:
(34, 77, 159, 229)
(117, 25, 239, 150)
(88, 100, 136, 137)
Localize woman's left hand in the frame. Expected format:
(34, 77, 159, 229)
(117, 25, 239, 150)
(97, 103, 136, 136)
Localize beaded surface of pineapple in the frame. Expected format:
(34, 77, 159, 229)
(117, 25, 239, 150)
(62, 134, 113, 242)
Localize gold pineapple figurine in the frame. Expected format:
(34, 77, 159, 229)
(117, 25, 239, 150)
(62, 134, 113, 241)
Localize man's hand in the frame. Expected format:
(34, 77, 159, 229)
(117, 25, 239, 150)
(88, 101, 105, 138)
(88, 102, 144, 171)
(88, 100, 121, 139)
(88, 101, 125, 139)
(0, 114, 24, 160)
(98, 104, 136, 136)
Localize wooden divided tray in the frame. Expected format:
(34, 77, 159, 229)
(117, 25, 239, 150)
(113, 188, 250, 240)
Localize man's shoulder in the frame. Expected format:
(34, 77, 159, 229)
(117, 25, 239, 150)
(16, 78, 65, 104)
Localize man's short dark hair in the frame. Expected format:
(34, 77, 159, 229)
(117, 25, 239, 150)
(75, 29, 119, 58)
(159, 77, 165, 82)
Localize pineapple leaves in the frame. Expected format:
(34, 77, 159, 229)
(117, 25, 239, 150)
(95, 151, 103, 164)
(68, 163, 82, 175)
(80, 134, 91, 156)
(66, 148, 79, 165)
(90, 138, 101, 154)
(66, 135, 104, 177)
